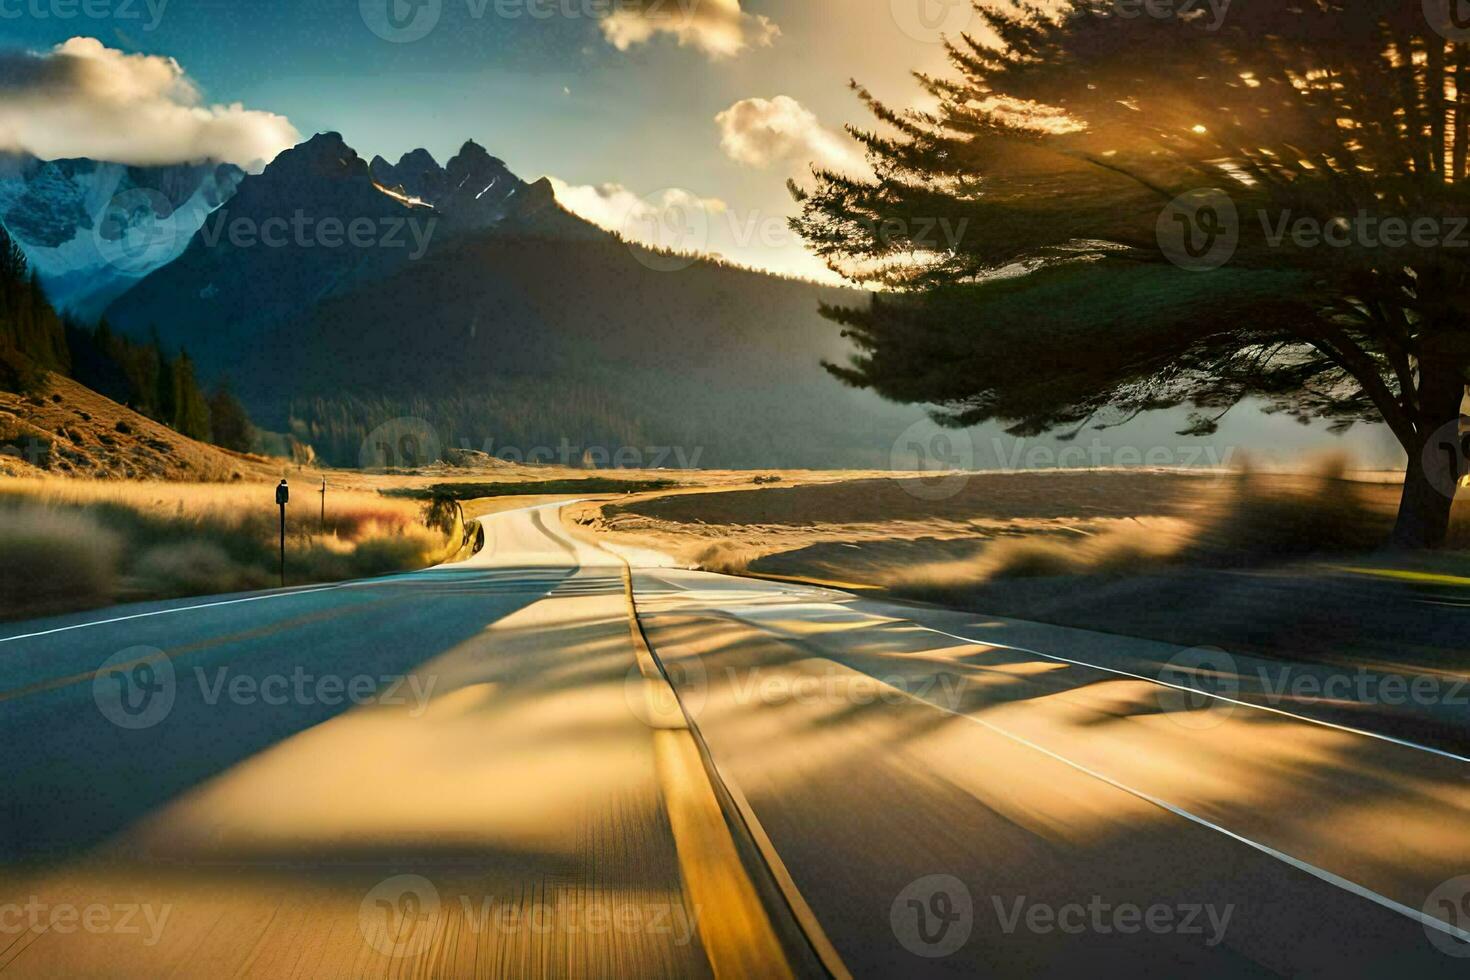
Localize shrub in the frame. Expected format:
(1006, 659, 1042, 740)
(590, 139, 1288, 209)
(0, 503, 121, 617)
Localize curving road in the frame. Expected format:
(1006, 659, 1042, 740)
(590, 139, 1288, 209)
(1, 501, 1467, 976)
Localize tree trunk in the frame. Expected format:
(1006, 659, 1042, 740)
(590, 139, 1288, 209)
(1390, 363, 1466, 550)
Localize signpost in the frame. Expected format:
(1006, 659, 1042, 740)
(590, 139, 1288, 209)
(319, 476, 327, 533)
(276, 479, 289, 588)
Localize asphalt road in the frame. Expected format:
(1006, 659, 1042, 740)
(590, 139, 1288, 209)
(1, 501, 1468, 977)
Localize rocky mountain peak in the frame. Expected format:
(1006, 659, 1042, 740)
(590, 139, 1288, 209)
(267, 132, 368, 181)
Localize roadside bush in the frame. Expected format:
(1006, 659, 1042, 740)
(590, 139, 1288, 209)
(0, 503, 121, 617)
(1184, 454, 1389, 564)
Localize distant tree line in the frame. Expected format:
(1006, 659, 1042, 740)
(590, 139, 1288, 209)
(0, 225, 254, 453)
(0, 226, 69, 390)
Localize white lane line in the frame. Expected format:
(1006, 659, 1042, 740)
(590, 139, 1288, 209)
(928, 691, 1470, 946)
(914, 624, 1470, 766)
(0, 586, 348, 645)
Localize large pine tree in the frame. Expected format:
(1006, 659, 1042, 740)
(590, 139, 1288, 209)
(792, 0, 1470, 547)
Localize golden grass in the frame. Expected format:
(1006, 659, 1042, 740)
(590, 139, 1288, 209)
(578, 456, 1470, 591)
(882, 517, 1193, 587)
(690, 540, 759, 576)
(0, 478, 453, 619)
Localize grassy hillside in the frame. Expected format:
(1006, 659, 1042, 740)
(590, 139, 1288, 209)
(0, 373, 280, 481)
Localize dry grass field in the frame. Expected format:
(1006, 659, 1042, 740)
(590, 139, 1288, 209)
(0, 479, 455, 619)
(568, 458, 1470, 671)
(575, 458, 1470, 578)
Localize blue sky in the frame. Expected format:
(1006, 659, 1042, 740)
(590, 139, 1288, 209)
(0, 0, 967, 279)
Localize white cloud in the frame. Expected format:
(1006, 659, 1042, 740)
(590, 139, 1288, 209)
(0, 37, 298, 169)
(547, 175, 845, 284)
(600, 0, 779, 60)
(716, 95, 866, 174)
(546, 176, 726, 246)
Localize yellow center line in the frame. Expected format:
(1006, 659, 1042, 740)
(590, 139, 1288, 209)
(1331, 565, 1470, 588)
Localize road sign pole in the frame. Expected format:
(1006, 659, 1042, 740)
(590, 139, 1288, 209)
(276, 479, 290, 588)
(320, 477, 326, 534)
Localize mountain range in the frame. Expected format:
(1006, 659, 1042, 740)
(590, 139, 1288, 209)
(0, 154, 243, 320)
(6, 133, 930, 468)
